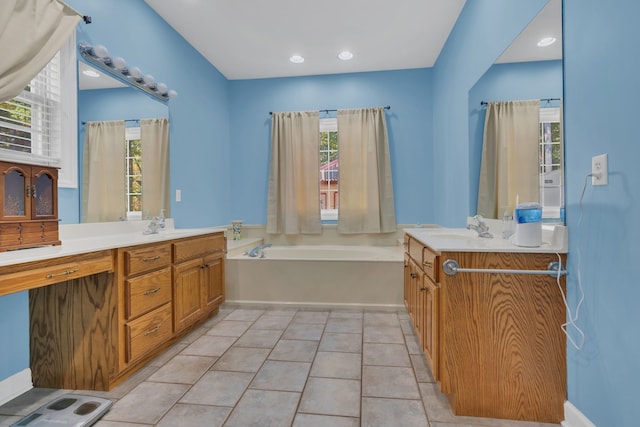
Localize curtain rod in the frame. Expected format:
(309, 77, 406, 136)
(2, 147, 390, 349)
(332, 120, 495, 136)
(480, 98, 561, 106)
(269, 105, 391, 115)
(81, 119, 140, 125)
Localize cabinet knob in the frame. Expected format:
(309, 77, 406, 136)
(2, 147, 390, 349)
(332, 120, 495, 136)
(420, 287, 426, 292)
(410, 272, 417, 279)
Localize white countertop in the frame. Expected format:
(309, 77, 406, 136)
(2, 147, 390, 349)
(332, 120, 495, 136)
(0, 219, 228, 267)
(404, 220, 568, 254)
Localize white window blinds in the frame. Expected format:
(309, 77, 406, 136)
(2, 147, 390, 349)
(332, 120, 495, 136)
(0, 51, 62, 166)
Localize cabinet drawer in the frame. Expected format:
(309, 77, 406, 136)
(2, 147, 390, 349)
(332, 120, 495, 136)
(125, 244, 171, 276)
(126, 302, 172, 362)
(126, 267, 172, 320)
(173, 233, 225, 263)
(0, 252, 114, 296)
(422, 248, 438, 282)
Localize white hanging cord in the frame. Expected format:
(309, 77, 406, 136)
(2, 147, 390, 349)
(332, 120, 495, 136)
(554, 172, 595, 351)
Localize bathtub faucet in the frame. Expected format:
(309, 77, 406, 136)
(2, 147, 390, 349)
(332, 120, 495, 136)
(246, 243, 272, 258)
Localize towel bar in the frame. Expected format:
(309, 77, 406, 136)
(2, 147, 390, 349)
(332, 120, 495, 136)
(442, 259, 567, 277)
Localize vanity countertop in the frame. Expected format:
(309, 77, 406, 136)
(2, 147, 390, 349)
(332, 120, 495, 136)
(0, 220, 228, 267)
(405, 220, 568, 254)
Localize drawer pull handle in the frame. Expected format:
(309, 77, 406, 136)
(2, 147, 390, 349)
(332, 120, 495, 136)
(410, 272, 417, 279)
(423, 261, 433, 268)
(46, 268, 79, 279)
(144, 287, 161, 295)
(420, 287, 427, 292)
(144, 325, 161, 336)
(142, 255, 161, 262)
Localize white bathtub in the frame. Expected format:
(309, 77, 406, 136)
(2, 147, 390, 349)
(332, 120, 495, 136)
(225, 245, 404, 309)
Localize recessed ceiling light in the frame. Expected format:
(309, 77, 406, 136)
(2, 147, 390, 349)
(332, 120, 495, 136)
(82, 69, 100, 78)
(537, 37, 557, 47)
(338, 50, 354, 61)
(289, 55, 304, 64)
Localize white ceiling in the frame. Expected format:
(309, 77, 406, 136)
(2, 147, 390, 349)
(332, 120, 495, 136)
(81, 0, 561, 88)
(144, 0, 467, 80)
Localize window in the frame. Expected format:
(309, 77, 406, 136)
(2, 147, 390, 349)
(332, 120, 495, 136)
(539, 107, 563, 219)
(125, 127, 143, 220)
(0, 52, 62, 165)
(320, 118, 338, 220)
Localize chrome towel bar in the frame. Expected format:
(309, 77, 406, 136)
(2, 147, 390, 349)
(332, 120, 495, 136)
(442, 259, 567, 277)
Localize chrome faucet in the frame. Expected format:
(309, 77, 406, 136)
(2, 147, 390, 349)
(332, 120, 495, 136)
(143, 216, 163, 234)
(467, 215, 493, 238)
(245, 243, 272, 258)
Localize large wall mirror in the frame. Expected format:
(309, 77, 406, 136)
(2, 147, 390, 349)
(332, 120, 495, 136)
(77, 58, 170, 222)
(469, 0, 563, 222)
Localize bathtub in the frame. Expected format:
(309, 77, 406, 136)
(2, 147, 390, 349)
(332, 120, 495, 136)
(225, 245, 404, 309)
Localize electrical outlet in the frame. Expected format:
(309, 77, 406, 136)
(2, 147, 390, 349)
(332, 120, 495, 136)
(592, 153, 608, 186)
(176, 189, 182, 202)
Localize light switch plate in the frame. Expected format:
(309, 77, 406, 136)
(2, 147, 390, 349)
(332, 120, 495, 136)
(176, 189, 182, 202)
(592, 153, 608, 186)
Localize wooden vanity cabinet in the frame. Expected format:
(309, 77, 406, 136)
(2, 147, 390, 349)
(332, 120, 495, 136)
(404, 236, 440, 380)
(0, 161, 59, 251)
(173, 234, 225, 333)
(403, 233, 567, 423)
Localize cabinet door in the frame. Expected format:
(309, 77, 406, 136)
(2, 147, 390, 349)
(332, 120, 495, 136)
(0, 162, 30, 220)
(173, 258, 205, 332)
(403, 255, 411, 310)
(202, 253, 224, 313)
(30, 166, 58, 219)
(422, 275, 439, 380)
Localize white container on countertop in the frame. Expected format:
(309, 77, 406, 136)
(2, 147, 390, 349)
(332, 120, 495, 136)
(513, 202, 542, 247)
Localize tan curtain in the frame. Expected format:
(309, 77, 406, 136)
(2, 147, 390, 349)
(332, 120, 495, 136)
(477, 100, 540, 219)
(337, 107, 396, 234)
(141, 118, 170, 218)
(267, 111, 321, 234)
(81, 121, 126, 223)
(0, 0, 81, 102)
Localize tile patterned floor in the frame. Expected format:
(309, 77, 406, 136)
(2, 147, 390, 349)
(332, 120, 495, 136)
(0, 306, 562, 427)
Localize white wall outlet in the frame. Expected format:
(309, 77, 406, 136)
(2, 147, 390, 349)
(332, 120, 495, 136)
(592, 153, 608, 186)
(176, 189, 182, 202)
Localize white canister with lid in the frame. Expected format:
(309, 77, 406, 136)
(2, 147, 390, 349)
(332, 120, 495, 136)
(513, 202, 542, 247)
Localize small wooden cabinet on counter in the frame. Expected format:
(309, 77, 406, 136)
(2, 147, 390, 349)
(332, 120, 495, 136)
(0, 161, 60, 251)
(1, 231, 227, 391)
(404, 234, 567, 423)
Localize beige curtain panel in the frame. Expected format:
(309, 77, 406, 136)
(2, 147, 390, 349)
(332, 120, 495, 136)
(82, 121, 126, 223)
(141, 118, 170, 218)
(477, 100, 540, 219)
(0, 0, 81, 102)
(267, 111, 321, 235)
(337, 107, 396, 234)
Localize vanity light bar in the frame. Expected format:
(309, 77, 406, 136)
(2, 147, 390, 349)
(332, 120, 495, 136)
(78, 42, 177, 102)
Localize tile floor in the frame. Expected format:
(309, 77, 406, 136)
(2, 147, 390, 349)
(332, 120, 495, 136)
(0, 306, 562, 427)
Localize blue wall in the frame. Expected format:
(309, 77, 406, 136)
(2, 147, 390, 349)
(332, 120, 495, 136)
(564, 0, 640, 425)
(0, 293, 29, 380)
(468, 60, 563, 213)
(228, 69, 434, 225)
(431, 0, 548, 226)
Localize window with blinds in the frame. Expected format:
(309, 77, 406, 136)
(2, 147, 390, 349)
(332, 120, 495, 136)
(0, 51, 62, 165)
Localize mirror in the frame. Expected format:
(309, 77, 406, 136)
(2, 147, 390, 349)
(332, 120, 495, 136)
(77, 60, 169, 222)
(469, 0, 563, 221)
